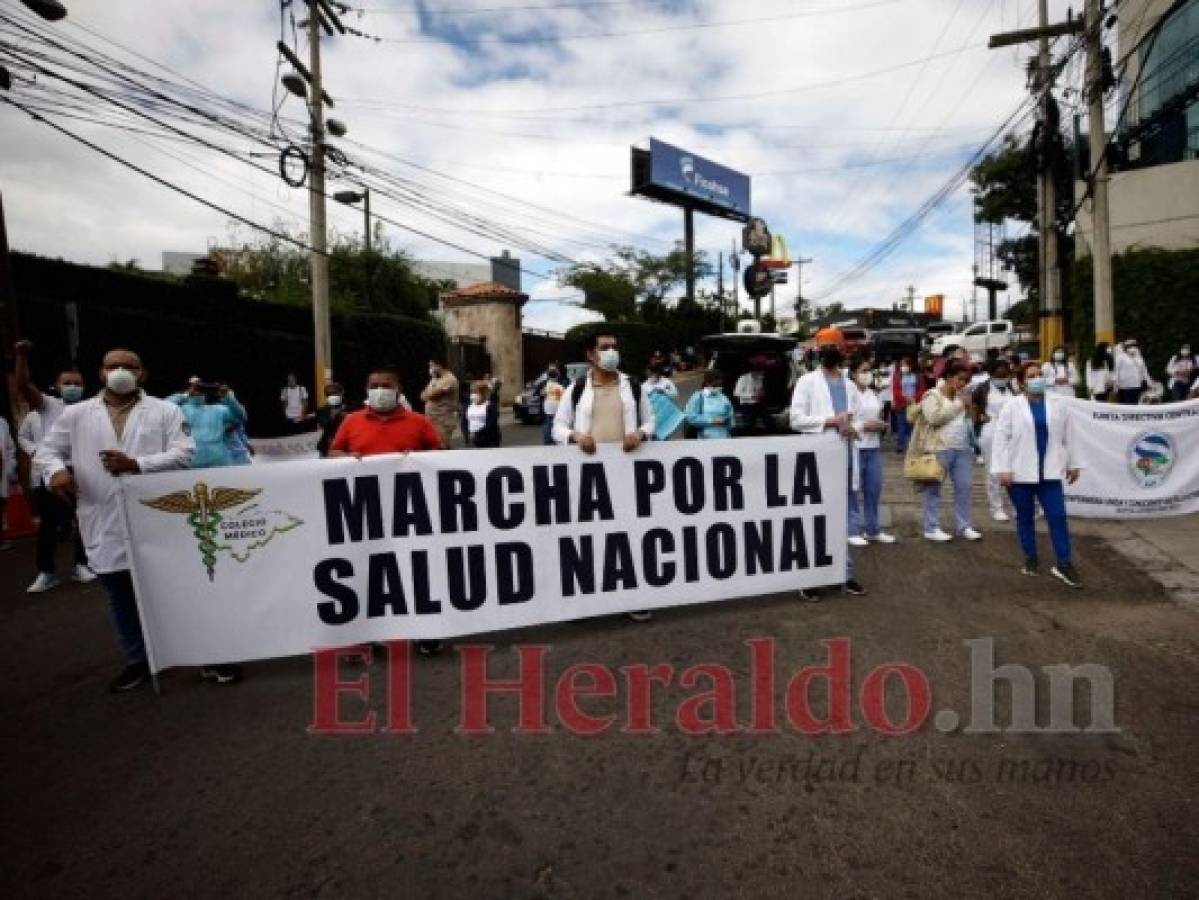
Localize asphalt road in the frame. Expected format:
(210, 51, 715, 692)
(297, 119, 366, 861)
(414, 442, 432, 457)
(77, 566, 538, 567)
(2, 409, 1197, 898)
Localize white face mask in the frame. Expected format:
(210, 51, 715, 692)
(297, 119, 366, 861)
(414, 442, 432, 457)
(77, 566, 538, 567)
(1053, 352, 1066, 362)
(327, 394, 343, 407)
(367, 387, 398, 412)
(900, 366, 911, 375)
(597, 348, 620, 371)
(105, 367, 138, 395)
(1182, 348, 1192, 357)
(470, 393, 482, 405)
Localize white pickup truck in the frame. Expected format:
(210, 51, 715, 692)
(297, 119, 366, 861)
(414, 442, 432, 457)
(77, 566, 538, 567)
(930, 319, 1015, 358)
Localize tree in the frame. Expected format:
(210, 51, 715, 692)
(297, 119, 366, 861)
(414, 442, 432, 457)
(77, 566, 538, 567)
(559, 260, 637, 321)
(221, 220, 442, 319)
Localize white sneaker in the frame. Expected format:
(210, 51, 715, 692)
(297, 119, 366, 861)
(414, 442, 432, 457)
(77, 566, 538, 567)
(923, 529, 953, 542)
(72, 564, 97, 584)
(960, 527, 983, 541)
(848, 535, 869, 548)
(867, 532, 897, 544)
(27, 573, 61, 594)
(991, 510, 1010, 522)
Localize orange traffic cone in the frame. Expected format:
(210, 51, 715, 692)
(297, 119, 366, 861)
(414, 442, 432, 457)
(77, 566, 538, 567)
(3, 483, 38, 539)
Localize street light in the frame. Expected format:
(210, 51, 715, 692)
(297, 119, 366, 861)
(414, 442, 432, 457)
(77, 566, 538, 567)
(334, 188, 370, 252)
(21, 0, 67, 20)
(281, 71, 308, 99)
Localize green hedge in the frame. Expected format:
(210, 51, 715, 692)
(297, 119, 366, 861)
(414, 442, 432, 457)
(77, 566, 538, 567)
(565, 322, 675, 378)
(1071, 247, 1199, 380)
(12, 253, 445, 435)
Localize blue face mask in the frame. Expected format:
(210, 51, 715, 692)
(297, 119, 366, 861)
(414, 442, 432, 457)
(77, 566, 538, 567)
(991, 378, 1008, 390)
(60, 385, 84, 403)
(1026, 377, 1046, 395)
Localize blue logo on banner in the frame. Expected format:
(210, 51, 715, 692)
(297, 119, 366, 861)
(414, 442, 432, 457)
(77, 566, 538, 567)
(1128, 431, 1175, 488)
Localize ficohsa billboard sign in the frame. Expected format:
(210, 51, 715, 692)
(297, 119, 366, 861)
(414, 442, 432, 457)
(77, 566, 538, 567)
(648, 138, 751, 217)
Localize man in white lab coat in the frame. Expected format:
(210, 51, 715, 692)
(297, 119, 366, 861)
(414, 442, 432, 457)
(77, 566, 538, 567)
(789, 344, 866, 600)
(36, 349, 196, 693)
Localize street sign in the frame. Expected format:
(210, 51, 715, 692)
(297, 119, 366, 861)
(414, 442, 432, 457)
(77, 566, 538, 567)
(744, 262, 773, 299)
(742, 217, 771, 257)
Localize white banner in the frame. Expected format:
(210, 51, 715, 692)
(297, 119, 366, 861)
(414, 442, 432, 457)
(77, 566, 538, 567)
(120, 436, 847, 671)
(1064, 397, 1199, 518)
(249, 431, 321, 463)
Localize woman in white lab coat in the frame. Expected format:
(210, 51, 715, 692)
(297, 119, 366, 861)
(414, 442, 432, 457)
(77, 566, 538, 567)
(990, 361, 1083, 588)
(1042, 346, 1079, 398)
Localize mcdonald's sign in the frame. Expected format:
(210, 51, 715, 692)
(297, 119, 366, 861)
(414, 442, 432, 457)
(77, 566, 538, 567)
(761, 234, 791, 270)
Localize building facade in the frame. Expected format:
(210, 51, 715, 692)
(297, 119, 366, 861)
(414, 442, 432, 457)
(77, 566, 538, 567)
(1076, 0, 1199, 255)
(441, 281, 528, 404)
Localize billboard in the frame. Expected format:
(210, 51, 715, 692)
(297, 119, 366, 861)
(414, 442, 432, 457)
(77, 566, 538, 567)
(630, 139, 751, 221)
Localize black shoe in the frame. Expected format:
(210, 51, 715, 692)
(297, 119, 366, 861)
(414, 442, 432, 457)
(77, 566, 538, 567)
(1021, 558, 1039, 577)
(1051, 563, 1082, 589)
(108, 662, 149, 693)
(625, 610, 654, 623)
(200, 664, 243, 684)
(416, 640, 446, 656)
(796, 588, 824, 604)
(842, 579, 867, 596)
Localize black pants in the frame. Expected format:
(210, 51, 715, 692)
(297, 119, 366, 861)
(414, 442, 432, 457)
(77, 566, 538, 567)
(34, 486, 87, 575)
(1117, 388, 1142, 405)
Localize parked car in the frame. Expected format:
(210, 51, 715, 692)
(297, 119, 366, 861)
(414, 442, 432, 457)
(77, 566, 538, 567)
(930, 319, 1015, 358)
(923, 321, 958, 348)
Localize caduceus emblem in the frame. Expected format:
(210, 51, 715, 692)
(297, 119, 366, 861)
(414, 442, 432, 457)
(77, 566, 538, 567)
(140, 482, 262, 581)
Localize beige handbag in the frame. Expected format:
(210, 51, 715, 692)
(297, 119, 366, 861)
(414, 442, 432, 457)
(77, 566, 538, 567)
(903, 403, 945, 483)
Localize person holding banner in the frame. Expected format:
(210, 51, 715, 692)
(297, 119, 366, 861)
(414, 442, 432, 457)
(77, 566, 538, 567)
(789, 344, 867, 599)
(35, 349, 195, 692)
(329, 366, 445, 654)
(553, 330, 656, 622)
(991, 362, 1082, 588)
(1114, 341, 1150, 405)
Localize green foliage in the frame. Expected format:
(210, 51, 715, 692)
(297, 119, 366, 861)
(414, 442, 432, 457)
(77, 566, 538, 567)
(558, 242, 714, 323)
(564, 322, 674, 378)
(969, 133, 1076, 308)
(221, 220, 444, 319)
(1071, 247, 1199, 378)
(12, 252, 445, 435)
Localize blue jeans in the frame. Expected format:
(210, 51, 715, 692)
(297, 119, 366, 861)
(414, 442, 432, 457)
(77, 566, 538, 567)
(98, 570, 147, 665)
(540, 413, 555, 445)
(923, 447, 974, 534)
(893, 407, 912, 453)
(848, 448, 884, 537)
(1008, 480, 1072, 565)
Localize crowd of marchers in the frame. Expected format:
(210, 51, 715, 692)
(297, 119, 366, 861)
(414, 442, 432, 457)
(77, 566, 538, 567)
(0, 333, 1195, 695)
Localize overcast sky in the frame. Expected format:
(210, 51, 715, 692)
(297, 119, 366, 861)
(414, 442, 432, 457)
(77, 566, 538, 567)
(1, 0, 1088, 331)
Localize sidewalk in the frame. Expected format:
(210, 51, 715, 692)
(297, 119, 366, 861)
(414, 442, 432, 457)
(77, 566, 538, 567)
(874, 448, 1199, 611)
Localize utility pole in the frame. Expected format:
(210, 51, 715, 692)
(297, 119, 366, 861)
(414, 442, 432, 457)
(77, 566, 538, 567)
(730, 239, 740, 323)
(989, 1, 1081, 358)
(307, 3, 332, 405)
(0, 193, 19, 424)
(1085, 0, 1114, 346)
(683, 206, 695, 304)
(717, 250, 725, 331)
(794, 256, 812, 302)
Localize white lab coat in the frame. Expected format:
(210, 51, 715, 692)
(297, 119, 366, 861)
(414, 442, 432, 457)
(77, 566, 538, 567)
(1114, 348, 1148, 390)
(552, 372, 655, 445)
(0, 417, 16, 500)
(789, 369, 862, 489)
(35, 394, 194, 573)
(1085, 361, 1112, 398)
(990, 395, 1080, 484)
(1041, 360, 1078, 397)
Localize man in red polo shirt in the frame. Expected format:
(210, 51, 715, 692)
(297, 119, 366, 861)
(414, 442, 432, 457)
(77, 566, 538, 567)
(329, 366, 444, 655)
(329, 366, 442, 458)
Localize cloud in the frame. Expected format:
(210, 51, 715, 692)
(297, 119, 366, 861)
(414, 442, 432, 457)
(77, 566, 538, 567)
(0, 0, 1068, 316)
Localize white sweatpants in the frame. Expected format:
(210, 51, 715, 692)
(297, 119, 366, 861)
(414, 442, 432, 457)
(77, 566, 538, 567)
(979, 423, 1009, 517)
